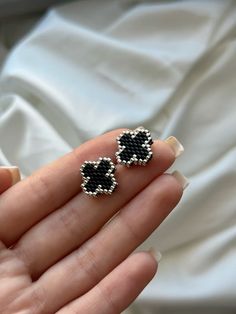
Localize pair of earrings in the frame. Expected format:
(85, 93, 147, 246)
(80, 127, 153, 196)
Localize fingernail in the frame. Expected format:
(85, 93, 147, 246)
(148, 247, 162, 263)
(136, 125, 145, 130)
(164, 136, 184, 158)
(0, 166, 21, 185)
(171, 170, 189, 190)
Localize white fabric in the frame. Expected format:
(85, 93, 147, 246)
(0, 1, 236, 313)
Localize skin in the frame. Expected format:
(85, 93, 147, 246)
(0, 168, 13, 194)
(0, 129, 183, 314)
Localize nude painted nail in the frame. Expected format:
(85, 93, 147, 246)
(148, 247, 162, 263)
(164, 136, 184, 158)
(0, 166, 21, 185)
(171, 170, 189, 190)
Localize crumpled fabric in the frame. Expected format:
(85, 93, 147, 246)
(0, 1, 236, 313)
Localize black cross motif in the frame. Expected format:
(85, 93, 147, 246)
(116, 127, 153, 166)
(80, 157, 117, 196)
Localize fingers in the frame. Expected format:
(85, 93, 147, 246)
(0, 129, 123, 246)
(0, 167, 20, 194)
(33, 173, 184, 312)
(56, 251, 158, 314)
(14, 140, 176, 278)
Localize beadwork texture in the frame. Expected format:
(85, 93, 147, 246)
(116, 127, 153, 166)
(80, 157, 117, 196)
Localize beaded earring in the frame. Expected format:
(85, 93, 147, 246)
(80, 157, 117, 196)
(116, 127, 153, 167)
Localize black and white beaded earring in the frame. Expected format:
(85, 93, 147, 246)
(116, 127, 153, 166)
(80, 157, 117, 196)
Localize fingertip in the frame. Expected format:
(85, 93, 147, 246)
(171, 170, 189, 190)
(164, 136, 184, 158)
(0, 166, 21, 193)
(0, 168, 12, 193)
(153, 140, 176, 169)
(147, 247, 162, 263)
(160, 173, 185, 206)
(8, 166, 21, 185)
(129, 251, 158, 282)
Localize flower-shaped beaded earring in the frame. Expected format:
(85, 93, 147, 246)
(116, 127, 153, 167)
(80, 157, 117, 196)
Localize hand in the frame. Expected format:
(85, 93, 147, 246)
(0, 129, 184, 314)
